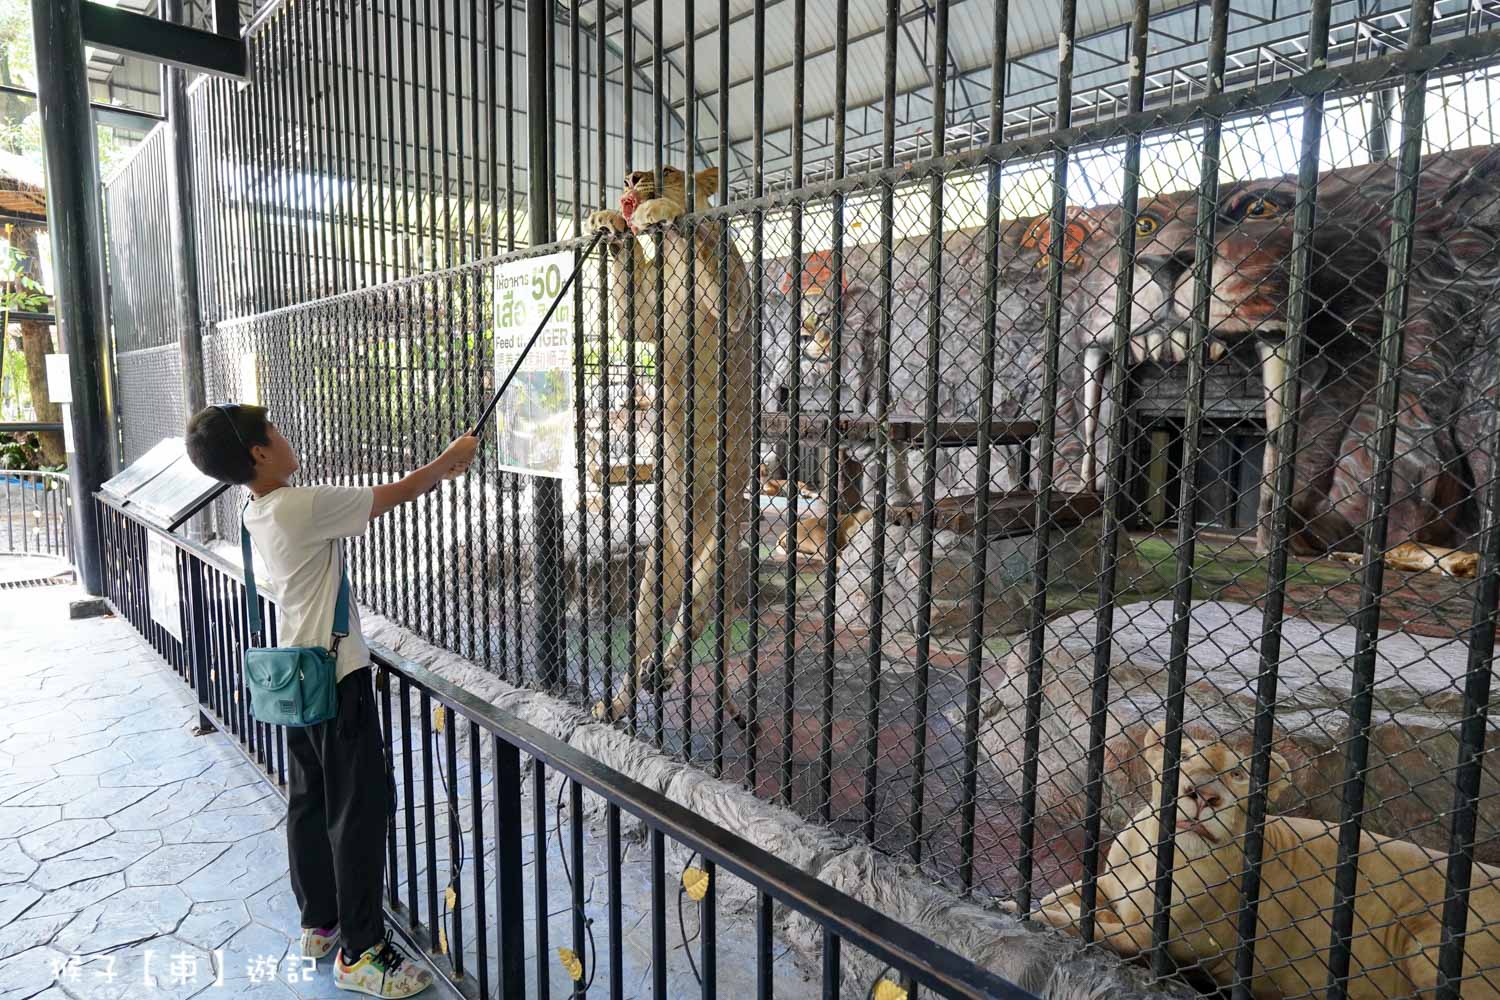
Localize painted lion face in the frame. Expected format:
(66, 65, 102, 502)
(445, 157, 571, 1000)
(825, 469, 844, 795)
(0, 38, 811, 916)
(1000, 189, 1299, 359)
(1004, 202, 1189, 359)
(1003, 206, 1128, 346)
(1130, 145, 1500, 356)
(1128, 183, 1320, 357)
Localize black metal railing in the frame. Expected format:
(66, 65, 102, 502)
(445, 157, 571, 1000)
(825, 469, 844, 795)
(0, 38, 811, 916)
(96, 493, 1035, 1000)
(2, 470, 71, 562)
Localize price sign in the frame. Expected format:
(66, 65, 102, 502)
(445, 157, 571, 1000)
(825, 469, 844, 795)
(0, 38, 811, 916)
(147, 532, 183, 641)
(491, 251, 581, 478)
(45, 354, 71, 404)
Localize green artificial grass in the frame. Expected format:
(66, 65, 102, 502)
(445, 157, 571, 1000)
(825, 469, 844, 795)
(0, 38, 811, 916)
(570, 618, 758, 668)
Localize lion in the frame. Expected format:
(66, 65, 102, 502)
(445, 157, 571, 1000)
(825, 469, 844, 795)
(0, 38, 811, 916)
(588, 166, 754, 725)
(1036, 723, 1500, 999)
(774, 509, 874, 561)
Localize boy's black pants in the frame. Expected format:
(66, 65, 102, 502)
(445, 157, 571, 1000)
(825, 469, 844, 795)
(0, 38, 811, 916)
(286, 667, 392, 959)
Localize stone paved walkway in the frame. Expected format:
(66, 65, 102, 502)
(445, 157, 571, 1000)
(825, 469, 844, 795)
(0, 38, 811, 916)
(0, 585, 820, 1000)
(0, 585, 383, 1000)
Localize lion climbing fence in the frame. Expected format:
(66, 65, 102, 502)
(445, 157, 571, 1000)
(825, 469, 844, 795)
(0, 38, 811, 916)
(99, 0, 1500, 995)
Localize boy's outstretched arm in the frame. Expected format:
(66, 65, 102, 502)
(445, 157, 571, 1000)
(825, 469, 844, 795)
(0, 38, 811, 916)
(369, 434, 479, 520)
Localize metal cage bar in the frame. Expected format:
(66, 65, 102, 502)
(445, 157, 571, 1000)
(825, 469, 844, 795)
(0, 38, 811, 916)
(1324, 0, 1438, 992)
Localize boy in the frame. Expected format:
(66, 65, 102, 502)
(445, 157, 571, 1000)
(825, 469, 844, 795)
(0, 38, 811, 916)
(185, 403, 477, 999)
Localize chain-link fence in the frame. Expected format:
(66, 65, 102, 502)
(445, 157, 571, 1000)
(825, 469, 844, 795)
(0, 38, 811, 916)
(99, 0, 1500, 994)
(104, 124, 188, 465)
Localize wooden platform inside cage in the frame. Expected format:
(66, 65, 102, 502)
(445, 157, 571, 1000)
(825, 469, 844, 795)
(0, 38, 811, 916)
(590, 462, 655, 486)
(761, 414, 1039, 447)
(887, 488, 1105, 538)
(586, 463, 825, 497)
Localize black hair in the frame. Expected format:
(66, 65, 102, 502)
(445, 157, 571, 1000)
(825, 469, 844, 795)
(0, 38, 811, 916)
(185, 404, 272, 485)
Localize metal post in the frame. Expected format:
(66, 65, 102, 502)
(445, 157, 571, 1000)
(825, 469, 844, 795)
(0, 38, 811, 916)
(1230, 0, 1331, 989)
(1325, 0, 1435, 992)
(528, 0, 564, 690)
(495, 736, 524, 996)
(163, 0, 206, 536)
(1368, 87, 1395, 162)
(1152, 0, 1231, 971)
(33, 0, 117, 596)
(186, 557, 216, 734)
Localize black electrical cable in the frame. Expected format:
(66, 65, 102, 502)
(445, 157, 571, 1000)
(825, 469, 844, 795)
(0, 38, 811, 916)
(678, 850, 705, 985)
(553, 776, 598, 996)
(430, 715, 466, 959)
(866, 964, 913, 999)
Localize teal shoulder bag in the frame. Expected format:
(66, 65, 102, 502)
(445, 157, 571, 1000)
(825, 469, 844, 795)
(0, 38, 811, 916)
(239, 503, 346, 727)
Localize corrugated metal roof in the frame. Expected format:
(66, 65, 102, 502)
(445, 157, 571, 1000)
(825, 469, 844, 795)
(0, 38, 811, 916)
(569, 0, 1470, 189)
(90, 0, 1492, 200)
(578, 0, 1161, 146)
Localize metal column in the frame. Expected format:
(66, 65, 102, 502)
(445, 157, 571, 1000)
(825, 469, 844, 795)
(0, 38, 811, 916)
(164, 0, 205, 420)
(164, 0, 208, 543)
(33, 0, 118, 596)
(528, 0, 564, 690)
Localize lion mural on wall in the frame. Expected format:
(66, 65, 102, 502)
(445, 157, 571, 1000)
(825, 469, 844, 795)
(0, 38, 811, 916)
(1008, 145, 1500, 554)
(1135, 147, 1500, 553)
(771, 145, 1500, 557)
(789, 215, 1122, 500)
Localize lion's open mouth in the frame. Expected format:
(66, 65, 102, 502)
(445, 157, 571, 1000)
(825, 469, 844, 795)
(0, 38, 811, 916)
(1130, 313, 1189, 350)
(1211, 285, 1286, 328)
(1175, 816, 1217, 842)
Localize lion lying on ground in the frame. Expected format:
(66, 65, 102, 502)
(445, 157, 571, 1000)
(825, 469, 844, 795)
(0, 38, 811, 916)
(1036, 724, 1500, 998)
(588, 166, 753, 726)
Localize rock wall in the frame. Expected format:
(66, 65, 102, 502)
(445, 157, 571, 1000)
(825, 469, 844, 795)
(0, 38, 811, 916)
(834, 514, 1107, 636)
(965, 599, 1500, 860)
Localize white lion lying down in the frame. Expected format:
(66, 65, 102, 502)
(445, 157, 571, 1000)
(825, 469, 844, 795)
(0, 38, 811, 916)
(1035, 725, 1500, 999)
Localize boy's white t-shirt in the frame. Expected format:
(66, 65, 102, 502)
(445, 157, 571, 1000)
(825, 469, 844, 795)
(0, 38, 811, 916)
(242, 484, 375, 683)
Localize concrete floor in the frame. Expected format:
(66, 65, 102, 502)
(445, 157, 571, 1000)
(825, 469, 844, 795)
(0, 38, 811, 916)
(0, 583, 367, 1000)
(0, 584, 821, 1000)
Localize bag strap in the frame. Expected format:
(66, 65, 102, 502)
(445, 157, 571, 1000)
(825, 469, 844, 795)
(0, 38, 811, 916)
(330, 542, 350, 653)
(241, 498, 352, 652)
(239, 499, 264, 645)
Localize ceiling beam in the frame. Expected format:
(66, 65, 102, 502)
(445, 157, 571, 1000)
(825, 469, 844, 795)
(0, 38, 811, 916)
(80, 1, 247, 78)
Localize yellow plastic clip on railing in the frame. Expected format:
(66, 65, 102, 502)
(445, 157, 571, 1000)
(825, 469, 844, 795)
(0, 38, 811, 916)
(682, 866, 710, 902)
(557, 947, 584, 982)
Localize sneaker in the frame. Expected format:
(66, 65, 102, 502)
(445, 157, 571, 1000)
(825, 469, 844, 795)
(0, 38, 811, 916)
(300, 924, 339, 960)
(334, 930, 432, 998)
